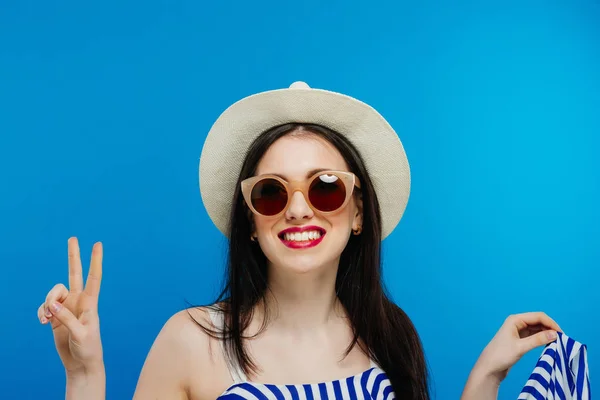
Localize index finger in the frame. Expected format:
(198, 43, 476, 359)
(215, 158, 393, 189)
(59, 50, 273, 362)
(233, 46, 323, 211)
(513, 312, 562, 332)
(84, 241, 103, 299)
(68, 237, 84, 293)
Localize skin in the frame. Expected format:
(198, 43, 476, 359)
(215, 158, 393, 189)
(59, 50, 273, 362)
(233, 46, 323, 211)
(38, 134, 562, 400)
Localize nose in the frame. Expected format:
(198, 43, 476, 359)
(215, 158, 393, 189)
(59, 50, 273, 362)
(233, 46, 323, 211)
(285, 190, 314, 221)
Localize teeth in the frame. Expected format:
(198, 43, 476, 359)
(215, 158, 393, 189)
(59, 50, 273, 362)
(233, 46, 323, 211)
(284, 230, 322, 242)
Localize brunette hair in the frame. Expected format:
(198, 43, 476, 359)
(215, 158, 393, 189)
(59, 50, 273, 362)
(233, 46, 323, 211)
(190, 123, 430, 399)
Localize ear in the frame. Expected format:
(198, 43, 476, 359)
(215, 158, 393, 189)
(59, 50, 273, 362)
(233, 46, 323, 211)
(352, 192, 363, 231)
(249, 220, 258, 242)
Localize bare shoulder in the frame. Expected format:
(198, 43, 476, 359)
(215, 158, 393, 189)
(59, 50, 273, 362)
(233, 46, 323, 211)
(133, 306, 233, 400)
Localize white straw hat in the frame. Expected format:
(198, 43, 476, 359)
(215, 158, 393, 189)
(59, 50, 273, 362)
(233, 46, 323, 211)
(199, 81, 410, 240)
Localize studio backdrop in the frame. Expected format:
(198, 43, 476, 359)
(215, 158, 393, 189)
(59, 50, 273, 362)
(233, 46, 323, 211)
(1, 1, 598, 398)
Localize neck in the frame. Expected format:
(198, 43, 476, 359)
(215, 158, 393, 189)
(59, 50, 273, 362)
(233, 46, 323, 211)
(259, 262, 346, 332)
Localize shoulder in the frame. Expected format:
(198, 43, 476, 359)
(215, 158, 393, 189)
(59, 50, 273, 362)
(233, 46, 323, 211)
(162, 307, 216, 343)
(133, 306, 232, 400)
(156, 308, 214, 354)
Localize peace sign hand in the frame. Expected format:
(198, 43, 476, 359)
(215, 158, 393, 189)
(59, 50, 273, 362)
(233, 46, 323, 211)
(38, 237, 104, 376)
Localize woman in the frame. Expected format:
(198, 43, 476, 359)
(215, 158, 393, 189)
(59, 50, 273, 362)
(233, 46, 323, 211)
(38, 82, 561, 400)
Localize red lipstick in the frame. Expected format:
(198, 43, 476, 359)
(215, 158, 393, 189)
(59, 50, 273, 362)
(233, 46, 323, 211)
(278, 225, 326, 249)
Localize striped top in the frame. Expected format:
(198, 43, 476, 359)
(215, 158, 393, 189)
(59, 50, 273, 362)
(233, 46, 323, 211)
(216, 366, 395, 399)
(208, 309, 396, 400)
(518, 331, 591, 400)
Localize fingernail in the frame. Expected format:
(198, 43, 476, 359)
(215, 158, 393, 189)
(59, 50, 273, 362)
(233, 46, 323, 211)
(44, 306, 52, 318)
(51, 302, 62, 313)
(547, 330, 557, 341)
(40, 316, 48, 324)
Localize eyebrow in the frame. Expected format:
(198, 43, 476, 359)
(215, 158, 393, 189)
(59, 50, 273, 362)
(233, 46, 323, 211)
(261, 168, 333, 181)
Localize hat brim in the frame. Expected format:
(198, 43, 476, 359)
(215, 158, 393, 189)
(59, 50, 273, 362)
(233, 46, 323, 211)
(199, 84, 410, 240)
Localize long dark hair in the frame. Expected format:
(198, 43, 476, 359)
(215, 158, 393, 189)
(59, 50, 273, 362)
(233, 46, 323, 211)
(190, 123, 430, 399)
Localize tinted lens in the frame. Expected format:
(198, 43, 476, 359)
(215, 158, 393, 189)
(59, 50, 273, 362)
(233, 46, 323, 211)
(250, 178, 288, 216)
(308, 174, 347, 212)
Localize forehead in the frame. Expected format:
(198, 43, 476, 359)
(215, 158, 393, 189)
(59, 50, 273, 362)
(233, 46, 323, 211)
(255, 134, 349, 179)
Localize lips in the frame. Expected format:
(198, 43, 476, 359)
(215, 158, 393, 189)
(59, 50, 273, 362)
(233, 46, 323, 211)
(278, 225, 326, 249)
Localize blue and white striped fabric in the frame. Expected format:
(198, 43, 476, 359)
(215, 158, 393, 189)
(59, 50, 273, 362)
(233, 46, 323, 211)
(519, 331, 591, 400)
(216, 366, 395, 400)
(207, 308, 396, 399)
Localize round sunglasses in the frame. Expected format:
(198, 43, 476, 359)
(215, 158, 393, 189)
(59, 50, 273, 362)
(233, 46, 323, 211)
(241, 170, 361, 217)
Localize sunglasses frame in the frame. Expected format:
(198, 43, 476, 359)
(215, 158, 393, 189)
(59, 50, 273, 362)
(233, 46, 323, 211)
(241, 170, 361, 218)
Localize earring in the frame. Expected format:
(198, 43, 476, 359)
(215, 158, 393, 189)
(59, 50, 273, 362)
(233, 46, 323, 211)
(352, 226, 362, 235)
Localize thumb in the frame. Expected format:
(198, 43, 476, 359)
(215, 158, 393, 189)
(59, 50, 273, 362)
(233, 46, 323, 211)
(520, 330, 557, 356)
(48, 302, 86, 342)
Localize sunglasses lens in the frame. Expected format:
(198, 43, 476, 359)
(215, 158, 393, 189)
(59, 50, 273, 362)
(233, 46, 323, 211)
(308, 174, 347, 212)
(250, 178, 288, 216)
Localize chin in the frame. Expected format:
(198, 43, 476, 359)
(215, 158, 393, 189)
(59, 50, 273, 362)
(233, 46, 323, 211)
(276, 254, 329, 275)
(269, 248, 345, 276)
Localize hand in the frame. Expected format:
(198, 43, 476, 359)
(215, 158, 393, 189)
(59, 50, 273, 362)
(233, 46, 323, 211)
(474, 312, 562, 384)
(38, 237, 104, 376)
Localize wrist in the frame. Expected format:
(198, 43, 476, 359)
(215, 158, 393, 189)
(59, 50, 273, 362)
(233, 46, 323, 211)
(65, 364, 106, 400)
(65, 361, 105, 381)
(461, 365, 501, 400)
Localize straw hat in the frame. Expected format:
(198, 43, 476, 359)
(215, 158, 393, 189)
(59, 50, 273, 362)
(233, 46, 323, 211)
(199, 81, 410, 240)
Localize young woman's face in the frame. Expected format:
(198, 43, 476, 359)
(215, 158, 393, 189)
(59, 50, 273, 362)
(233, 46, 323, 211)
(251, 133, 362, 274)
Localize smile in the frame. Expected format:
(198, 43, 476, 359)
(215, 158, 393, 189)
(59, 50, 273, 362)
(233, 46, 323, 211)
(278, 226, 326, 249)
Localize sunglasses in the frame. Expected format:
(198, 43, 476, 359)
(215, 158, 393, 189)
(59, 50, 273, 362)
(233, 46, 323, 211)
(241, 170, 361, 217)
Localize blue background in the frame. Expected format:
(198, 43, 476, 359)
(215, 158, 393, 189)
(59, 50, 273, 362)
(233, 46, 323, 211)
(1, 1, 598, 398)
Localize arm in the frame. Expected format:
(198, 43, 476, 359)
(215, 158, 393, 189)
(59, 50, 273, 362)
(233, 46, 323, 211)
(132, 311, 196, 400)
(65, 364, 106, 400)
(460, 365, 500, 400)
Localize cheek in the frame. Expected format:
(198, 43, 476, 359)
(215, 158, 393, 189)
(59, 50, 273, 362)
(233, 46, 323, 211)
(334, 205, 358, 227)
(254, 217, 282, 245)
(253, 216, 273, 234)
(320, 212, 355, 242)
